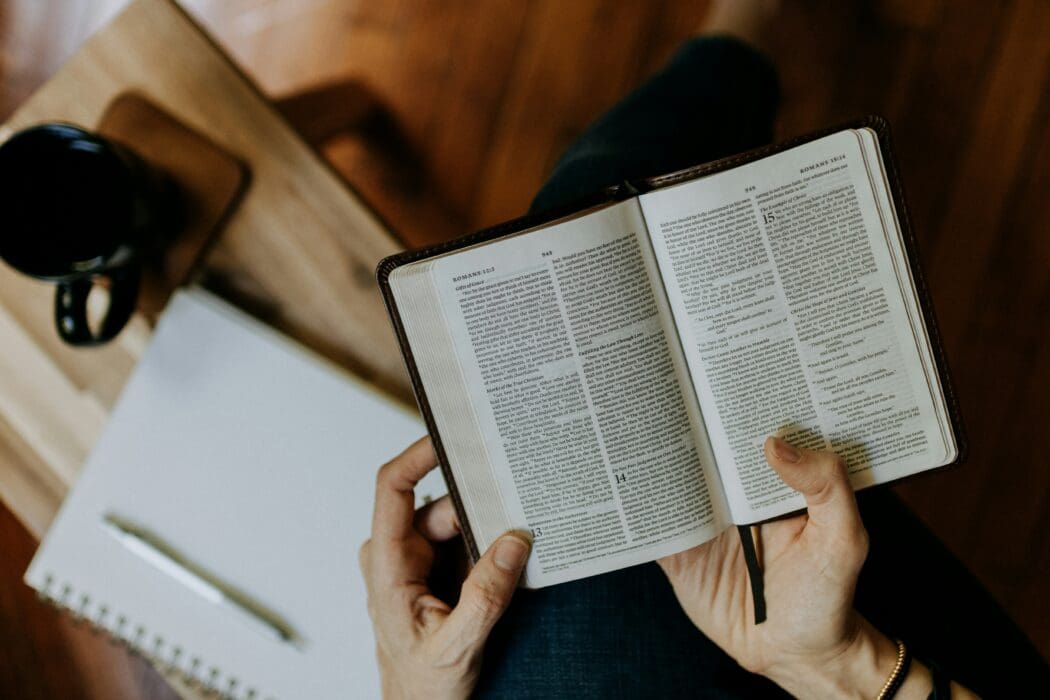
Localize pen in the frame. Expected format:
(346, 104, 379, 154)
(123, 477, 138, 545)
(100, 513, 300, 648)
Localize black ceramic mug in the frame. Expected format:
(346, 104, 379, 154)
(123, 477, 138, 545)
(0, 123, 181, 345)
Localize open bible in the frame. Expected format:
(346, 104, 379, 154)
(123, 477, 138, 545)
(378, 118, 963, 588)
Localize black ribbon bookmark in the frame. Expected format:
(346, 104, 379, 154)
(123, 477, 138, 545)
(737, 525, 767, 624)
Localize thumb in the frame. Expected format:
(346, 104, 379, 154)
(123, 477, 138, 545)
(441, 531, 531, 648)
(764, 436, 863, 535)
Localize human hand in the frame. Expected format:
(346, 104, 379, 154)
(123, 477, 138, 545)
(359, 437, 532, 699)
(659, 437, 912, 697)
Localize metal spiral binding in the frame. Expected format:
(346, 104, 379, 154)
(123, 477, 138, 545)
(36, 574, 273, 700)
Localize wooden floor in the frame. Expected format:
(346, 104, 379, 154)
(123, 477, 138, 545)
(1, 0, 1047, 695)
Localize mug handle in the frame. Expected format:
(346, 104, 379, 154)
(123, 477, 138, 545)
(54, 268, 141, 346)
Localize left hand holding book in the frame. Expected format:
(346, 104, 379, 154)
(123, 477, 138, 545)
(360, 437, 532, 700)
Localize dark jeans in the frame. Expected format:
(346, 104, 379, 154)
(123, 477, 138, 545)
(475, 37, 1050, 698)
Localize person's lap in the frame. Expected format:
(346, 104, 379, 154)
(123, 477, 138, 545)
(475, 36, 1049, 698)
(528, 36, 778, 216)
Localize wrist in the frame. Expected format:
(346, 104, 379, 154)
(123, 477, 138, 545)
(764, 617, 907, 699)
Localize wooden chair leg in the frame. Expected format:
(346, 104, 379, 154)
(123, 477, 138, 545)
(275, 80, 467, 248)
(273, 80, 385, 147)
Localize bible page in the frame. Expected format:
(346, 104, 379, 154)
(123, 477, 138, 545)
(639, 131, 952, 524)
(393, 200, 729, 587)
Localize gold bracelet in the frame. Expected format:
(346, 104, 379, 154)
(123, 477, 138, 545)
(876, 639, 911, 700)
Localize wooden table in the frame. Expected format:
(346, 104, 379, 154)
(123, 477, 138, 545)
(0, 1, 409, 693)
(0, 6, 417, 700)
(0, 0, 412, 541)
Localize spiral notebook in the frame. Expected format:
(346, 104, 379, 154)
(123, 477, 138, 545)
(25, 288, 445, 699)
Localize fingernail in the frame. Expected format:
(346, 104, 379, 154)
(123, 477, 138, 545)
(494, 535, 530, 572)
(770, 436, 801, 463)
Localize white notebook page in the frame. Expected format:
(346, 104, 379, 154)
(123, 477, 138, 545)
(25, 288, 445, 700)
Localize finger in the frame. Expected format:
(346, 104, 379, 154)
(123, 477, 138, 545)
(439, 532, 531, 648)
(414, 495, 460, 542)
(372, 436, 438, 540)
(764, 436, 863, 535)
